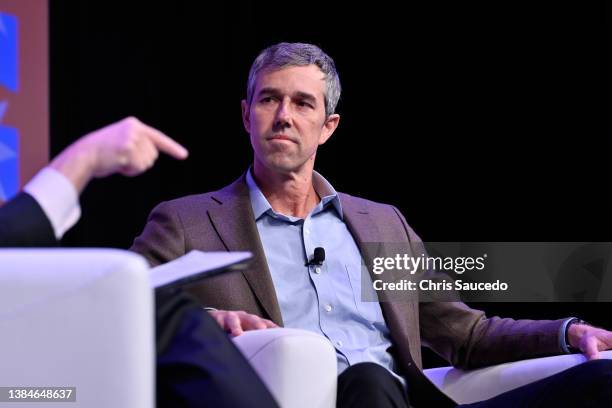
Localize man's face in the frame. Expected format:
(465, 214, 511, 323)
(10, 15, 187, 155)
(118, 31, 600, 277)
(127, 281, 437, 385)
(241, 65, 339, 175)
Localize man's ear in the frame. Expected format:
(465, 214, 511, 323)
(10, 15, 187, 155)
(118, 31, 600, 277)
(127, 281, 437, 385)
(241, 100, 251, 133)
(319, 114, 340, 145)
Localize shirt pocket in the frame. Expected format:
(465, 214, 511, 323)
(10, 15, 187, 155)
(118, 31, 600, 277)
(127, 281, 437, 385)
(345, 263, 383, 324)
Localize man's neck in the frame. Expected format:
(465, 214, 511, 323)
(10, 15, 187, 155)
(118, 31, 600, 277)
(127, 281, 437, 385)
(252, 162, 320, 218)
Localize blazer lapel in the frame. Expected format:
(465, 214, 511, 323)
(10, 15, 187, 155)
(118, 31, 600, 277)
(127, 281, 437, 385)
(207, 175, 284, 325)
(340, 193, 419, 367)
(340, 193, 391, 302)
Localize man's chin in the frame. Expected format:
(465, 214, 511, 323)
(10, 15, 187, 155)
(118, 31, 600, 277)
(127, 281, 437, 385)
(260, 158, 308, 175)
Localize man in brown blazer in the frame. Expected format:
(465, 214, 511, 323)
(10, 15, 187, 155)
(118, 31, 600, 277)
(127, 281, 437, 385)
(132, 43, 612, 407)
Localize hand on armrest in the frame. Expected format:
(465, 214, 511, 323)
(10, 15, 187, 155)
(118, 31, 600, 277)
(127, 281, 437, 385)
(208, 310, 278, 337)
(568, 323, 612, 360)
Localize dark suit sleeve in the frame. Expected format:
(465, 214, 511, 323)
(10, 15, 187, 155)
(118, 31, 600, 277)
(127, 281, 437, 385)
(156, 289, 278, 408)
(0, 192, 57, 247)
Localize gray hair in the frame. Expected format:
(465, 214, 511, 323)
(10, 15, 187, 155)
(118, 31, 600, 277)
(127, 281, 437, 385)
(246, 42, 341, 117)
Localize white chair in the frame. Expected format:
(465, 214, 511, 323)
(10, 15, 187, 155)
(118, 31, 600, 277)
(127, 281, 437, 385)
(234, 328, 612, 407)
(0, 248, 336, 408)
(1, 248, 609, 407)
(0, 249, 154, 408)
(424, 350, 612, 404)
(233, 328, 337, 408)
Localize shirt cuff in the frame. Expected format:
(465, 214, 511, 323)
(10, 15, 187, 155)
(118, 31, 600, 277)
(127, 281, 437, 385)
(23, 167, 81, 240)
(559, 317, 579, 354)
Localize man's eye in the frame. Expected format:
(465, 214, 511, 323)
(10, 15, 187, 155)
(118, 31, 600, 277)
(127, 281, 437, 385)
(260, 97, 275, 104)
(297, 101, 313, 109)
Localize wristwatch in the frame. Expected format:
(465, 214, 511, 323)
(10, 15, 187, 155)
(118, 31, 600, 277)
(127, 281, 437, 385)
(564, 317, 589, 353)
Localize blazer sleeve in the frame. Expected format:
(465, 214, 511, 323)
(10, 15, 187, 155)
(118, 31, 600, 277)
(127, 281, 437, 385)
(390, 205, 567, 369)
(130, 201, 187, 267)
(0, 192, 57, 247)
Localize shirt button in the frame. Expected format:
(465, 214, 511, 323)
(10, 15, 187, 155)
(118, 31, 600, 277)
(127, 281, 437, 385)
(324, 304, 333, 312)
(314, 267, 321, 274)
(336, 340, 343, 347)
(304, 228, 310, 235)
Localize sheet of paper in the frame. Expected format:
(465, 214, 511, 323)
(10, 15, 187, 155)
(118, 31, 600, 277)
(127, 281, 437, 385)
(150, 250, 252, 289)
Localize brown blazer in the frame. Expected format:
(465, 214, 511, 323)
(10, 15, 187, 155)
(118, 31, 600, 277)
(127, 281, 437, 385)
(131, 174, 567, 406)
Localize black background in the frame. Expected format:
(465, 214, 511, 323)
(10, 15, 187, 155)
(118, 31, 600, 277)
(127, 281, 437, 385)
(50, 1, 611, 366)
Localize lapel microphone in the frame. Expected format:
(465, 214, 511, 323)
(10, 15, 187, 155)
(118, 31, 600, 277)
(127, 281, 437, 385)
(306, 247, 325, 267)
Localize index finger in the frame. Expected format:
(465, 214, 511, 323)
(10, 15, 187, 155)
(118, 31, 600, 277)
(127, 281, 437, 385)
(141, 122, 189, 160)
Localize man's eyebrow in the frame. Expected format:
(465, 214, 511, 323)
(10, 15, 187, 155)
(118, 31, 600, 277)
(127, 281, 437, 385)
(256, 88, 318, 103)
(294, 91, 317, 103)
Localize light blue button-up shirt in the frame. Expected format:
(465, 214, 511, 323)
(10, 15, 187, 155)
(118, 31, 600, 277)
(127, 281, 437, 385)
(246, 169, 399, 377)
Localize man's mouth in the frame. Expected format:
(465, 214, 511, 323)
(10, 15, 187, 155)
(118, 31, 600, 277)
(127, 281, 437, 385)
(268, 134, 296, 143)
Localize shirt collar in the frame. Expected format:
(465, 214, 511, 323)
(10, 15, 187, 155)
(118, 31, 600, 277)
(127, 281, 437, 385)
(246, 167, 343, 220)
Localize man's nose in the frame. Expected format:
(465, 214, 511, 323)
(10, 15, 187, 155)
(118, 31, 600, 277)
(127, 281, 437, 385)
(274, 98, 292, 129)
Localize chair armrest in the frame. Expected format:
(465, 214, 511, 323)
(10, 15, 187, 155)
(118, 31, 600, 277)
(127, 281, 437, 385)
(233, 328, 337, 408)
(0, 248, 154, 408)
(424, 350, 612, 404)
